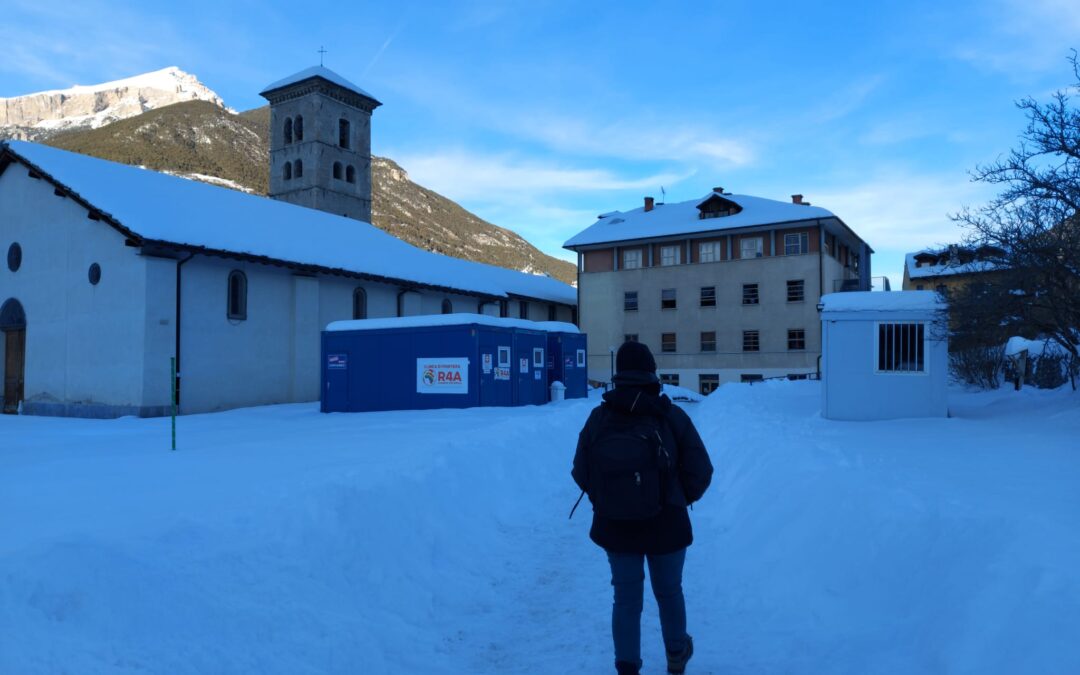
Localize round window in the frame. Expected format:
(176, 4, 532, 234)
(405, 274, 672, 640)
(6, 243, 20, 272)
(88, 262, 101, 285)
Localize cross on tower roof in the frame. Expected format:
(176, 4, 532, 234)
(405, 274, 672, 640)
(317, 46, 328, 66)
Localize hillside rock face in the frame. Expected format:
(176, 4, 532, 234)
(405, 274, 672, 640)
(0, 67, 225, 141)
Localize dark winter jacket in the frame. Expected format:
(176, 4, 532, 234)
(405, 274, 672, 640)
(572, 382, 713, 554)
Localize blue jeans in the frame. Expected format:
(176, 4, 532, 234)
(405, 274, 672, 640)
(606, 548, 688, 667)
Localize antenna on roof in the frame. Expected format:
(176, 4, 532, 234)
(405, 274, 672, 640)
(660, 186, 666, 204)
(317, 46, 328, 66)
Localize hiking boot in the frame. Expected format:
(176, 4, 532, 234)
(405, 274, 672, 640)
(666, 634, 693, 674)
(615, 660, 641, 675)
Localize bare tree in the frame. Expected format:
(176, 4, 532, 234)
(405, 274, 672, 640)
(953, 51, 1080, 389)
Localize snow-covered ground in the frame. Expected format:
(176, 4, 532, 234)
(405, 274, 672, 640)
(2, 383, 1077, 674)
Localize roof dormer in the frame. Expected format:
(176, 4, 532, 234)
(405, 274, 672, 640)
(695, 192, 742, 220)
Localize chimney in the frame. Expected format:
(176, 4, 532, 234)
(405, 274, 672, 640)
(712, 186, 724, 194)
(644, 196, 655, 212)
(791, 194, 804, 205)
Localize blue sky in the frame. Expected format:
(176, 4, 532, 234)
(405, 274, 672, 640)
(3, 0, 1078, 287)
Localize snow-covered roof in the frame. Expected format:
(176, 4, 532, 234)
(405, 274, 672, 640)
(259, 66, 378, 102)
(2, 141, 575, 305)
(564, 192, 836, 248)
(905, 251, 1000, 279)
(821, 291, 944, 313)
(326, 313, 579, 333)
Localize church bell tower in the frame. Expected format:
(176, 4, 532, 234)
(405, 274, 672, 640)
(260, 66, 382, 223)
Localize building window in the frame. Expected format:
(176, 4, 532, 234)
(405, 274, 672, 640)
(787, 373, 810, 381)
(283, 162, 292, 180)
(698, 241, 720, 263)
(346, 165, 356, 184)
(353, 287, 367, 319)
(294, 115, 304, 141)
(519, 301, 529, 319)
(88, 262, 101, 285)
(661, 333, 677, 353)
(624, 291, 638, 311)
(227, 270, 247, 320)
(699, 374, 720, 395)
(339, 118, 351, 149)
(284, 117, 293, 144)
(742, 283, 759, 305)
(877, 322, 926, 373)
(548, 304, 557, 321)
(624, 334, 638, 343)
(660, 245, 681, 266)
(7, 243, 21, 272)
(622, 249, 642, 269)
(787, 279, 805, 303)
(442, 299, 453, 314)
(700, 331, 716, 352)
(740, 236, 763, 259)
(661, 288, 677, 310)
(700, 286, 716, 307)
(788, 329, 806, 350)
(498, 346, 511, 367)
(743, 330, 759, 352)
(659, 373, 679, 387)
(935, 284, 947, 294)
(784, 232, 809, 255)
(916, 284, 924, 291)
(740, 374, 764, 383)
(333, 162, 343, 180)
(294, 159, 303, 178)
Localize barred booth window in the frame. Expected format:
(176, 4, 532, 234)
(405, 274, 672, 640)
(877, 322, 925, 372)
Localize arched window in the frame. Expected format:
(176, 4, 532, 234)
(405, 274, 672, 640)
(294, 115, 304, 141)
(338, 118, 351, 149)
(283, 162, 292, 180)
(345, 165, 355, 184)
(441, 299, 453, 314)
(352, 287, 367, 320)
(284, 117, 293, 144)
(227, 270, 247, 321)
(333, 162, 342, 180)
(294, 159, 303, 178)
(88, 263, 101, 285)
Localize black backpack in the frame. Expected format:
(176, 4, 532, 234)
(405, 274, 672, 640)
(570, 410, 672, 520)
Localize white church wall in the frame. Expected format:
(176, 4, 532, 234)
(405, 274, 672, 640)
(0, 164, 152, 417)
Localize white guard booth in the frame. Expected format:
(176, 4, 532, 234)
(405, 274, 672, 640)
(820, 291, 948, 421)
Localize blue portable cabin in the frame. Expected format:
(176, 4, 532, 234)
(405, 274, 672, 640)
(544, 328, 588, 399)
(321, 314, 565, 413)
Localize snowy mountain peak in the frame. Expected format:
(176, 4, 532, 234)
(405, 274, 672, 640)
(0, 67, 226, 140)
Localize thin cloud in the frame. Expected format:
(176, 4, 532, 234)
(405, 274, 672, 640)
(952, 0, 1080, 76)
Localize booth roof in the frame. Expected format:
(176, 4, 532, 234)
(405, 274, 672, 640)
(2, 141, 576, 306)
(326, 313, 580, 333)
(820, 291, 944, 313)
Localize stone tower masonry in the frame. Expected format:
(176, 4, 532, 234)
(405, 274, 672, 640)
(260, 66, 381, 223)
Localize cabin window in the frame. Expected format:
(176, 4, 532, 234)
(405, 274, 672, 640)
(698, 241, 720, 263)
(742, 330, 760, 352)
(339, 118, 351, 148)
(227, 270, 247, 320)
(7, 243, 21, 272)
(700, 286, 716, 307)
(784, 232, 809, 255)
(661, 288, 677, 309)
(787, 279, 805, 302)
(742, 283, 759, 305)
(660, 245, 681, 266)
(700, 331, 716, 352)
(661, 333, 677, 353)
(346, 165, 356, 184)
(622, 249, 642, 269)
(740, 237, 763, 259)
(284, 117, 293, 144)
(294, 115, 304, 141)
(352, 287, 367, 319)
(333, 162, 343, 180)
(876, 322, 925, 373)
(624, 291, 638, 311)
(442, 299, 453, 314)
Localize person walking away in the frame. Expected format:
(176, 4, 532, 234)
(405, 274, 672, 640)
(571, 341, 713, 674)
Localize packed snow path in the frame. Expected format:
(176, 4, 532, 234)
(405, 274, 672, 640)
(2, 383, 1078, 673)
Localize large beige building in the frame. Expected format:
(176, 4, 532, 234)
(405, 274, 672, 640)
(564, 190, 872, 392)
(902, 245, 1003, 293)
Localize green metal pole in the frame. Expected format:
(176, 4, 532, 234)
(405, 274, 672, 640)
(171, 356, 177, 451)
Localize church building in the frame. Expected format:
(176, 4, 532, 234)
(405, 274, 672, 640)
(0, 67, 576, 417)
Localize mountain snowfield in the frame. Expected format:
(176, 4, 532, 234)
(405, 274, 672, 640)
(1, 383, 1077, 673)
(0, 67, 224, 140)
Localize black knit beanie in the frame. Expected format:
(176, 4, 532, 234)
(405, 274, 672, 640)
(615, 341, 658, 382)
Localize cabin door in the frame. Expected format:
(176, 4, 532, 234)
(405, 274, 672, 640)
(3, 329, 25, 414)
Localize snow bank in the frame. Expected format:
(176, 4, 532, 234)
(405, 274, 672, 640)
(1004, 336, 1068, 358)
(2, 383, 1078, 673)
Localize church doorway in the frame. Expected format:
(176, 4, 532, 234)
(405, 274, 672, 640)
(1, 298, 26, 414)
